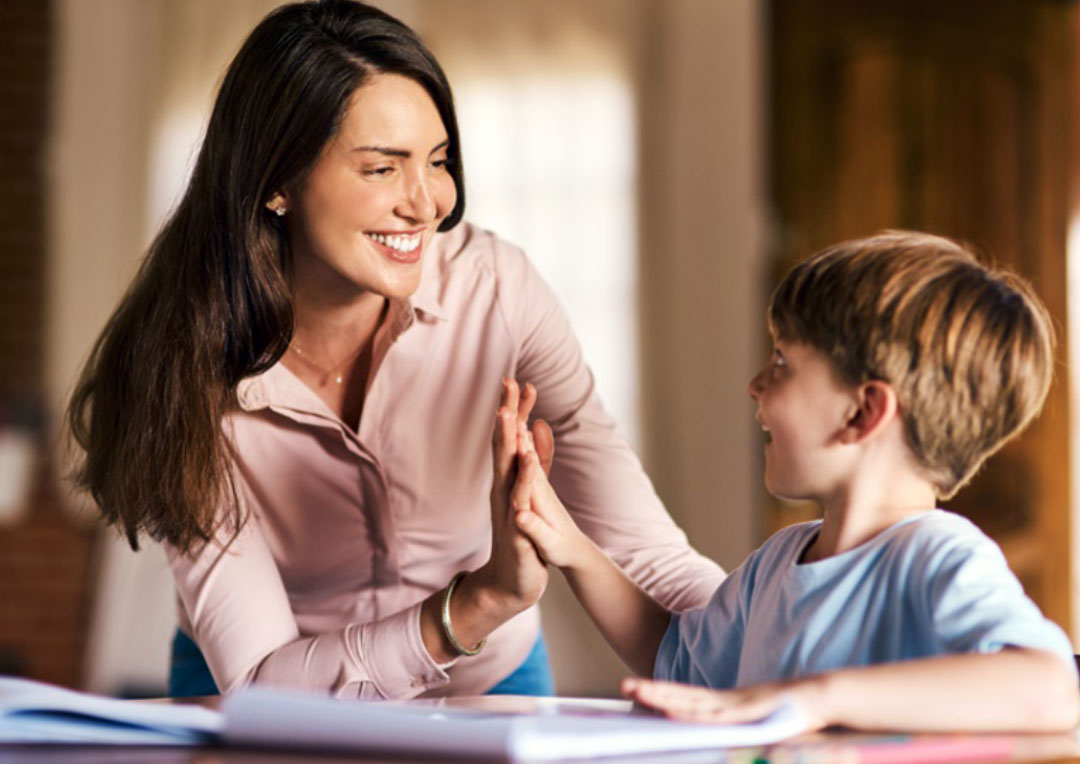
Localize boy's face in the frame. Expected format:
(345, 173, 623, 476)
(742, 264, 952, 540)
(748, 339, 859, 501)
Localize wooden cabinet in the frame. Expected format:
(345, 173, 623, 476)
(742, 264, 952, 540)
(768, 0, 1079, 632)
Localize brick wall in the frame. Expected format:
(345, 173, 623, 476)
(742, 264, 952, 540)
(0, 508, 97, 686)
(0, 0, 98, 690)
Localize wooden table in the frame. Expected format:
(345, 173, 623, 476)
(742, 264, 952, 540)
(1, 695, 1078, 763)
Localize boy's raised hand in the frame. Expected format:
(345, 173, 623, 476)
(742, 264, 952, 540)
(501, 387, 676, 678)
(510, 429, 590, 569)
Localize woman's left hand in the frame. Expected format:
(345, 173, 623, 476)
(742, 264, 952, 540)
(620, 677, 827, 730)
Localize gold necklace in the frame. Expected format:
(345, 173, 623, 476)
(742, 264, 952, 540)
(289, 341, 367, 386)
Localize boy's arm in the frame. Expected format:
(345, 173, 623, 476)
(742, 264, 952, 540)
(512, 448, 672, 676)
(624, 647, 1080, 733)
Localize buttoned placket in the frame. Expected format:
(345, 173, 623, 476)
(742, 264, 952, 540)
(323, 300, 421, 604)
(235, 290, 446, 620)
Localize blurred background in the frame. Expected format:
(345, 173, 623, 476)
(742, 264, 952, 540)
(0, 0, 1077, 698)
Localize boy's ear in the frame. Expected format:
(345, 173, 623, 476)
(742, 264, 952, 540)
(841, 380, 898, 443)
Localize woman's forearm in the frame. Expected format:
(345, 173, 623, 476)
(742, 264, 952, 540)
(817, 648, 1079, 732)
(419, 567, 531, 664)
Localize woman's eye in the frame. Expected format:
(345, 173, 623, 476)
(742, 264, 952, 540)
(364, 166, 394, 177)
(431, 158, 450, 171)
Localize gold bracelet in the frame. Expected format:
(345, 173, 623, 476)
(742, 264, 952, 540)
(442, 571, 486, 657)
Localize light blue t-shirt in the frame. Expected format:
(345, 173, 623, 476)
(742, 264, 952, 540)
(655, 511, 1076, 687)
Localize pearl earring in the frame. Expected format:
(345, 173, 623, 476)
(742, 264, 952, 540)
(274, 206, 286, 217)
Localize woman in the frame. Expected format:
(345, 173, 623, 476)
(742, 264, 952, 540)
(68, 0, 724, 699)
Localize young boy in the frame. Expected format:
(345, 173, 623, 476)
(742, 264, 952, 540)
(499, 231, 1079, 732)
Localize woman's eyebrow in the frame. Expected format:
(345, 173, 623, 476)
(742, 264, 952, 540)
(351, 139, 450, 157)
(352, 145, 410, 157)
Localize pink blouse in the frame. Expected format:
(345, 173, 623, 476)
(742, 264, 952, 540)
(164, 223, 726, 699)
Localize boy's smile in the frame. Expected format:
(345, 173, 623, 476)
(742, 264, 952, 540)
(748, 340, 858, 501)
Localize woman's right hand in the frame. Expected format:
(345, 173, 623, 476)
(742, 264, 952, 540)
(470, 378, 551, 613)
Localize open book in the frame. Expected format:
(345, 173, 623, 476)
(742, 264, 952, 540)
(0, 676, 810, 759)
(0, 677, 222, 745)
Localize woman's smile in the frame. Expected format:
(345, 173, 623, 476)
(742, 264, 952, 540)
(364, 229, 425, 263)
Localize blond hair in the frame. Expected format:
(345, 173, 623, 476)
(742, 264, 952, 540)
(769, 231, 1055, 498)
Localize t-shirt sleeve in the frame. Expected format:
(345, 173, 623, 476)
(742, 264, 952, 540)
(492, 238, 726, 612)
(653, 555, 753, 688)
(919, 529, 1076, 673)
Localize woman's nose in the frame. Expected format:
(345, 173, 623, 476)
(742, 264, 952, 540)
(398, 171, 437, 223)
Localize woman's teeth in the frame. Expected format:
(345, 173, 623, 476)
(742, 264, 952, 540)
(367, 232, 421, 253)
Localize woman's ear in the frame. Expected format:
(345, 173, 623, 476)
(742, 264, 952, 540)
(841, 380, 898, 444)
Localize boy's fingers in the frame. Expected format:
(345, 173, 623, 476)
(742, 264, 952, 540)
(515, 420, 531, 456)
(532, 419, 554, 475)
(515, 510, 556, 557)
(522, 451, 540, 482)
(633, 684, 770, 725)
(710, 698, 774, 725)
(492, 408, 516, 479)
(517, 382, 537, 422)
(509, 456, 537, 512)
(503, 377, 520, 415)
(492, 421, 518, 512)
(517, 421, 536, 457)
(627, 680, 712, 710)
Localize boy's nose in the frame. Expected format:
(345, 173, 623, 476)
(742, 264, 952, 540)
(747, 370, 763, 400)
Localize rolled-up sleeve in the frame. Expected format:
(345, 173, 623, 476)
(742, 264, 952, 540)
(493, 239, 726, 612)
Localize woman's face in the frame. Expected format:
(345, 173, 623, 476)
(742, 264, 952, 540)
(280, 73, 457, 303)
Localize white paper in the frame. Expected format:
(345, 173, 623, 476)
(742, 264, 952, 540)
(223, 686, 810, 761)
(0, 676, 223, 745)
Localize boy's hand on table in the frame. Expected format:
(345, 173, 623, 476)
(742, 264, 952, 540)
(620, 677, 828, 731)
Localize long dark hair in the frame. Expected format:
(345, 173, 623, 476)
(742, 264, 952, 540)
(67, 0, 465, 552)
